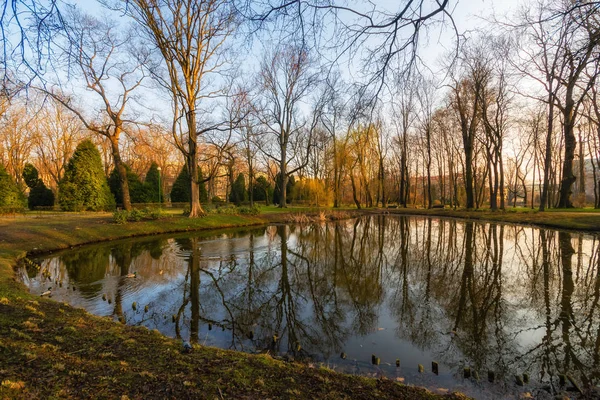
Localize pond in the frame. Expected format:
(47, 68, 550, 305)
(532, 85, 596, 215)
(19, 215, 600, 399)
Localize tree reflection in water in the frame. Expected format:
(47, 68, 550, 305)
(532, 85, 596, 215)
(27, 216, 600, 394)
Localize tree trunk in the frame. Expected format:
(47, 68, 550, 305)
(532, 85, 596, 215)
(333, 139, 340, 208)
(350, 173, 361, 209)
(499, 151, 505, 210)
(279, 158, 287, 208)
(110, 133, 131, 211)
(578, 127, 585, 196)
(557, 94, 577, 208)
(187, 112, 205, 217)
(464, 141, 474, 209)
(540, 89, 555, 212)
(426, 128, 432, 209)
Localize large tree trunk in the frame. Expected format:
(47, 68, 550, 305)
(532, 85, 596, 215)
(333, 139, 340, 208)
(350, 173, 361, 209)
(540, 89, 555, 211)
(110, 132, 131, 211)
(248, 167, 254, 207)
(499, 151, 505, 210)
(187, 113, 205, 217)
(279, 157, 287, 208)
(463, 138, 475, 209)
(557, 93, 577, 208)
(578, 128, 585, 196)
(426, 128, 432, 209)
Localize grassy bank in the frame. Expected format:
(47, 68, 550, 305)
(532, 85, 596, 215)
(0, 211, 464, 400)
(377, 207, 600, 232)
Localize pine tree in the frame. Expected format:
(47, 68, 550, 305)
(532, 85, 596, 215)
(144, 162, 162, 203)
(229, 173, 247, 205)
(58, 140, 115, 211)
(22, 163, 54, 209)
(170, 164, 191, 203)
(109, 165, 148, 204)
(0, 165, 25, 207)
(170, 164, 207, 203)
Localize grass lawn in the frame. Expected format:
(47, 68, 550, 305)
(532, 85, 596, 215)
(378, 207, 600, 232)
(0, 211, 465, 400)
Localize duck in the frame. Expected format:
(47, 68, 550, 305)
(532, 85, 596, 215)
(125, 272, 137, 278)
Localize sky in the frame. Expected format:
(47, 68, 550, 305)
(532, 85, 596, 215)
(37, 0, 529, 129)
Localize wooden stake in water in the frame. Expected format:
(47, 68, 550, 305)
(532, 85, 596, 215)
(488, 371, 495, 383)
(371, 355, 380, 366)
(463, 367, 471, 379)
(396, 359, 400, 367)
(340, 352, 346, 360)
(523, 373, 529, 384)
(432, 361, 439, 375)
(418, 364, 424, 373)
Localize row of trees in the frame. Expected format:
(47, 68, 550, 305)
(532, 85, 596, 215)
(1, 0, 599, 214)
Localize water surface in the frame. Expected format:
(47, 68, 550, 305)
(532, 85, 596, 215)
(21, 216, 600, 398)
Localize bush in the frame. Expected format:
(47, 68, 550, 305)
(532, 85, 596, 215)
(58, 140, 115, 211)
(147, 208, 163, 220)
(207, 204, 260, 216)
(112, 207, 164, 223)
(214, 204, 237, 215)
(237, 205, 260, 215)
(0, 165, 25, 208)
(129, 208, 143, 221)
(28, 184, 55, 210)
(113, 209, 129, 224)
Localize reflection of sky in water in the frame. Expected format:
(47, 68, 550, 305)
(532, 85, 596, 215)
(20, 216, 600, 399)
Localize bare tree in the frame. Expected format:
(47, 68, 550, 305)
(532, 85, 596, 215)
(255, 45, 321, 207)
(1, 0, 66, 88)
(37, 10, 146, 210)
(0, 100, 33, 188)
(448, 43, 487, 210)
(513, 0, 600, 209)
(124, 0, 237, 217)
(239, 0, 454, 104)
(416, 77, 436, 209)
(553, 5, 600, 208)
(392, 81, 416, 208)
(31, 97, 87, 191)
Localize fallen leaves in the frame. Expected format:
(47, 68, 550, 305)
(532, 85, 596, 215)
(1, 380, 25, 390)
